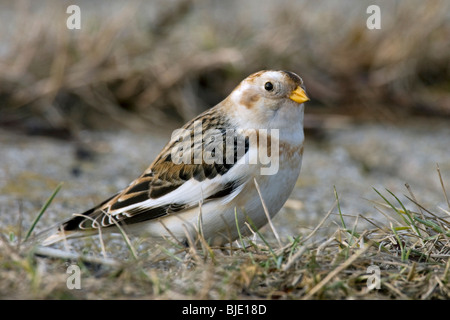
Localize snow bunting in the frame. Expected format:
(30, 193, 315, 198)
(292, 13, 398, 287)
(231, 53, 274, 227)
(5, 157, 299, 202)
(42, 70, 309, 247)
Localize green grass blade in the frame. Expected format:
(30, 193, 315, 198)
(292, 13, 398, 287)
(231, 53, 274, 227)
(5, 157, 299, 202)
(25, 182, 63, 242)
(390, 222, 407, 262)
(414, 216, 450, 236)
(373, 188, 410, 226)
(245, 214, 278, 263)
(385, 188, 421, 237)
(287, 235, 302, 262)
(334, 186, 346, 229)
(159, 246, 184, 263)
(344, 228, 390, 253)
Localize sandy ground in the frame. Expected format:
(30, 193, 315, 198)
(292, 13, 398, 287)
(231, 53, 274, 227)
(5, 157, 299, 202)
(0, 119, 449, 246)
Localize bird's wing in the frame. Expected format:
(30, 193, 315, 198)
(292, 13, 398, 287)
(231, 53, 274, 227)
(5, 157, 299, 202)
(63, 120, 252, 232)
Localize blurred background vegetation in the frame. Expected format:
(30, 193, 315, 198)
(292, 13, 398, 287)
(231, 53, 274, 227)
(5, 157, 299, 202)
(0, 0, 449, 138)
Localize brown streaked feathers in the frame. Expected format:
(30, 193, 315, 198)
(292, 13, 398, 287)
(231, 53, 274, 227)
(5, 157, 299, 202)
(63, 108, 249, 232)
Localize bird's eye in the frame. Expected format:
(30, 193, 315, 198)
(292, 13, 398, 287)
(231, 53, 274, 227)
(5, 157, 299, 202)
(264, 82, 274, 91)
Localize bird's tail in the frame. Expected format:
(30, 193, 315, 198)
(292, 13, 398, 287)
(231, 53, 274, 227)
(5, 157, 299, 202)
(40, 230, 72, 246)
(23, 223, 66, 247)
(25, 219, 89, 247)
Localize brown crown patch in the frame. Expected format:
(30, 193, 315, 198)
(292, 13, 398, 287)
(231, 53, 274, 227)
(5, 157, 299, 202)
(246, 70, 266, 82)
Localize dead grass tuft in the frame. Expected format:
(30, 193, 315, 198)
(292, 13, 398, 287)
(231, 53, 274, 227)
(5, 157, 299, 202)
(1, 1, 449, 137)
(1, 166, 449, 299)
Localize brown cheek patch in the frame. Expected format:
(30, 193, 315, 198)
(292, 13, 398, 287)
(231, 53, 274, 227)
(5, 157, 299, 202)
(240, 92, 260, 109)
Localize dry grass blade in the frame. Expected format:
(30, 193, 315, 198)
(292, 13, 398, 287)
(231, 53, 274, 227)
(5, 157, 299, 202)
(15, 200, 24, 250)
(282, 245, 308, 272)
(303, 244, 372, 299)
(106, 213, 138, 260)
(437, 164, 450, 210)
(303, 200, 337, 244)
(33, 246, 120, 267)
(405, 183, 425, 220)
(72, 213, 107, 259)
(384, 282, 410, 300)
(254, 178, 282, 248)
(182, 224, 202, 264)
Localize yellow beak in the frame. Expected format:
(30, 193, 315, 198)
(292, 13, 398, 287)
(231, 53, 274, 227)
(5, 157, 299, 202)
(289, 86, 309, 104)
